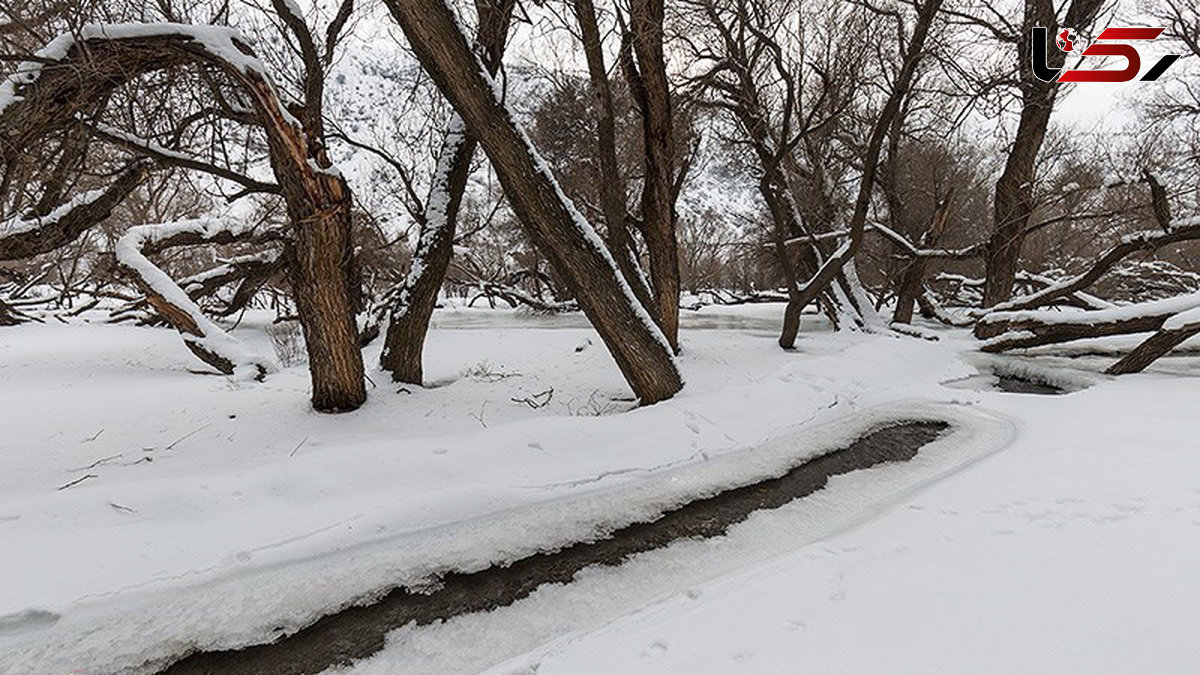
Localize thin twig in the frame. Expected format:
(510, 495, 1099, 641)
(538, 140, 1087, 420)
(57, 474, 98, 491)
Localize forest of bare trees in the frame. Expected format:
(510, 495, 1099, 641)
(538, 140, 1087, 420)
(2, 0, 1199, 410)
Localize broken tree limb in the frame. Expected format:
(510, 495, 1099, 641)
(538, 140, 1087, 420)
(976, 223, 1200, 337)
(1106, 306, 1200, 374)
(116, 218, 278, 379)
(0, 162, 151, 261)
(978, 290, 1200, 353)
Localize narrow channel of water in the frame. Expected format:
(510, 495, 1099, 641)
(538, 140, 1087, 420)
(162, 421, 948, 675)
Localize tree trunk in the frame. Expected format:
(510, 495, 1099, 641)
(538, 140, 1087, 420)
(982, 0, 1104, 306)
(241, 65, 367, 413)
(384, 0, 682, 404)
(893, 195, 952, 324)
(628, 0, 681, 352)
(1106, 318, 1200, 374)
(380, 0, 515, 385)
(573, 0, 656, 315)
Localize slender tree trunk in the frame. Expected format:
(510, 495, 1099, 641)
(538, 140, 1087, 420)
(629, 0, 681, 352)
(380, 0, 516, 385)
(894, 195, 952, 324)
(573, 0, 656, 314)
(384, 0, 682, 403)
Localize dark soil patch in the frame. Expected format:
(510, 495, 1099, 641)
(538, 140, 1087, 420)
(161, 420, 949, 675)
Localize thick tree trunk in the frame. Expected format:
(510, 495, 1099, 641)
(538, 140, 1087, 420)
(573, 0, 656, 314)
(282, 189, 366, 411)
(384, 0, 682, 404)
(628, 0, 681, 352)
(982, 0, 1104, 306)
(240, 63, 367, 412)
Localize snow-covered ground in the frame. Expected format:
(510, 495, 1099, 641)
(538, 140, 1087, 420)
(1, 305, 1198, 674)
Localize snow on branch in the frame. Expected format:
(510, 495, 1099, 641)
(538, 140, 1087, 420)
(978, 290, 1200, 353)
(116, 217, 279, 380)
(1, 22, 307, 169)
(0, 162, 151, 261)
(980, 223, 1200, 320)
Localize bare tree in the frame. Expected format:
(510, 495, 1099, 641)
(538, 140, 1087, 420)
(0, 20, 366, 411)
(379, 0, 516, 385)
(383, 0, 683, 403)
(981, 0, 1105, 308)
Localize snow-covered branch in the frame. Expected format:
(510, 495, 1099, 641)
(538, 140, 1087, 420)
(116, 218, 279, 380)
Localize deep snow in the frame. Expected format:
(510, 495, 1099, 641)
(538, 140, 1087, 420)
(1, 305, 1198, 674)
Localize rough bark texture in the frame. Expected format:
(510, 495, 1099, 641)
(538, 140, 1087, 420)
(380, 0, 515, 385)
(573, 0, 656, 314)
(628, 0, 681, 351)
(384, 0, 683, 403)
(1106, 319, 1200, 374)
(982, 0, 1104, 306)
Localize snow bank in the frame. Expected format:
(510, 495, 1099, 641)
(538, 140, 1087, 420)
(0, 314, 985, 673)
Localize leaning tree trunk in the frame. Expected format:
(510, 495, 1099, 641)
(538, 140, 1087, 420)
(628, 0, 681, 352)
(384, 0, 683, 403)
(380, 0, 515, 385)
(1107, 314, 1200, 374)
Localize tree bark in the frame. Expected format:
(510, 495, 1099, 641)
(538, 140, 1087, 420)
(982, 0, 1104, 306)
(1107, 318, 1200, 374)
(380, 0, 515, 385)
(384, 0, 682, 403)
(628, 0, 681, 352)
(572, 0, 656, 314)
